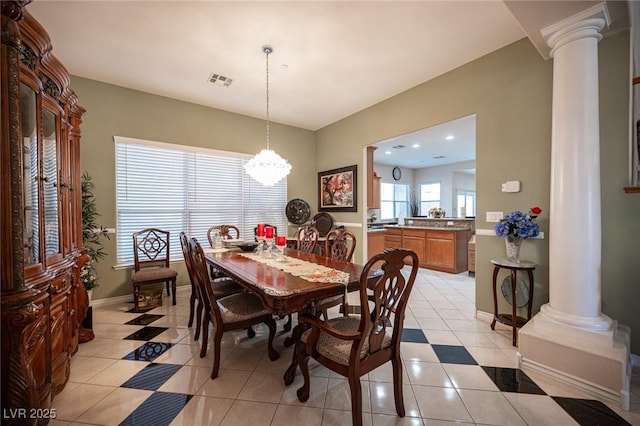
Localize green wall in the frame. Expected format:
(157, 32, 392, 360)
(315, 34, 640, 354)
(71, 77, 316, 301)
(73, 32, 639, 354)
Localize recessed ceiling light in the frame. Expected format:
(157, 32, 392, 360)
(412, 143, 420, 148)
(445, 135, 455, 141)
(385, 151, 392, 155)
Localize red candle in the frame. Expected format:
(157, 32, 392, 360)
(256, 223, 265, 237)
(265, 226, 274, 238)
(276, 235, 286, 247)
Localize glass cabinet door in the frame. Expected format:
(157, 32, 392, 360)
(42, 107, 60, 256)
(21, 84, 40, 266)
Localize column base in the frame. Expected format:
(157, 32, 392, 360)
(518, 305, 631, 410)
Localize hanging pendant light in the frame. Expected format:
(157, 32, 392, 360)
(244, 45, 292, 186)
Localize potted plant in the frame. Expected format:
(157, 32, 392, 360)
(81, 172, 109, 298)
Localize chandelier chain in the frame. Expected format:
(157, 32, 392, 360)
(265, 46, 270, 149)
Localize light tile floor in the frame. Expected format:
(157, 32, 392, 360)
(49, 269, 640, 425)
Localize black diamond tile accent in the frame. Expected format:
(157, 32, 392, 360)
(126, 314, 164, 326)
(482, 366, 545, 394)
(402, 328, 428, 343)
(121, 363, 181, 391)
(123, 342, 173, 362)
(431, 344, 477, 365)
(552, 397, 631, 426)
(119, 391, 192, 426)
(124, 326, 168, 341)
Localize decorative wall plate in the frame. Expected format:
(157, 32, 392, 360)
(501, 276, 530, 308)
(286, 198, 311, 225)
(311, 212, 335, 236)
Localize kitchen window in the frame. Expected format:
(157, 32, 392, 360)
(380, 182, 409, 220)
(419, 182, 440, 215)
(114, 136, 287, 266)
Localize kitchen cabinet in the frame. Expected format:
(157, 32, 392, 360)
(366, 146, 380, 208)
(2, 3, 90, 417)
(468, 235, 476, 276)
(367, 230, 386, 259)
(424, 230, 470, 273)
(402, 228, 427, 266)
(384, 228, 402, 249)
(383, 226, 470, 273)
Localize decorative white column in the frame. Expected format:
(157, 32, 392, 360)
(518, 3, 630, 410)
(542, 4, 612, 331)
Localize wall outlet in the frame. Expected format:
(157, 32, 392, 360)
(486, 211, 503, 222)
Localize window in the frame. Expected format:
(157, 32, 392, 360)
(456, 190, 476, 218)
(380, 182, 409, 220)
(419, 183, 440, 215)
(114, 136, 286, 266)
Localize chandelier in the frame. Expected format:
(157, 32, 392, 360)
(244, 45, 292, 186)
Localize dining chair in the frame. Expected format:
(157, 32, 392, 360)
(295, 225, 319, 253)
(207, 225, 240, 246)
(132, 228, 178, 312)
(318, 229, 357, 318)
(207, 224, 241, 279)
(179, 232, 244, 341)
(295, 248, 419, 426)
(187, 236, 279, 379)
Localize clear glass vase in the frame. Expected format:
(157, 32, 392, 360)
(505, 236, 523, 263)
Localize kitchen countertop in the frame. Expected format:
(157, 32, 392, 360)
(383, 225, 470, 231)
(367, 228, 388, 233)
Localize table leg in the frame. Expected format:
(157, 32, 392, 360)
(510, 268, 517, 346)
(491, 266, 499, 330)
(283, 303, 316, 385)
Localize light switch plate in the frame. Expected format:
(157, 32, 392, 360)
(486, 211, 503, 222)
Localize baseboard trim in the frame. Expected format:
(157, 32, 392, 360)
(89, 285, 190, 308)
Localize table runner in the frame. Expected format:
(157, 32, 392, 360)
(239, 252, 350, 284)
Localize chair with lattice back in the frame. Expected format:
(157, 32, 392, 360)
(295, 248, 419, 426)
(180, 231, 243, 342)
(207, 225, 241, 279)
(296, 225, 319, 253)
(317, 229, 357, 318)
(187, 236, 279, 379)
(132, 228, 178, 312)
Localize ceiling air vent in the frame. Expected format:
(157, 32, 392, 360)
(433, 155, 446, 159)
(208, 73, 233, 87)
(392, 144, 406, 149)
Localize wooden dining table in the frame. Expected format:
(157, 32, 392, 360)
(204, 248, 380, 384)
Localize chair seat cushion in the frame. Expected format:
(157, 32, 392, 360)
(301, 316, 391, 365)
(211, 278, 243, 298)
(217, 292, 269, 322)
(132, 267, 177, 283)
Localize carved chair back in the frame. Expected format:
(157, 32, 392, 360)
(324, 229, 356, 262)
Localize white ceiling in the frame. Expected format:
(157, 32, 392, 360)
(27, 0, 525, 132)
(26, 1, 629, 170)
(373, 114, 476, 170)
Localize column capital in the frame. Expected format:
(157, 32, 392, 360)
(541, 2, 610, 57)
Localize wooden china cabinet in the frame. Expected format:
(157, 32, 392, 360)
(1, 2, 92, 423)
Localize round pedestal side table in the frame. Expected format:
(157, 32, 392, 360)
(490, 258, 536, 346)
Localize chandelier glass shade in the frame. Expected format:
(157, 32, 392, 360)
(244, 45, 291, 186)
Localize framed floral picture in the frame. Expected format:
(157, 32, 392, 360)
(318, 165, 357, 212)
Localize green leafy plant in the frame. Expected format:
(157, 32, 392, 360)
(81, 172, 109, 290)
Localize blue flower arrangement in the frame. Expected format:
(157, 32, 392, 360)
(494, 207, 541, 240)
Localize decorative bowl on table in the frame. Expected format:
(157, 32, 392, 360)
(226, 241, 259, 252)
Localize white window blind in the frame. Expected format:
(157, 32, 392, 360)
(114, 136, 287, 266)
